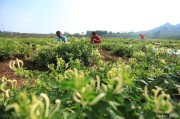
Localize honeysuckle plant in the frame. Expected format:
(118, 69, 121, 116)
(152, 87, 173, 114)
(144, 86, 173, 114)
(63, 64, 133, 108)
(0, 76, 17, 105)
(5, 92, 61, 119)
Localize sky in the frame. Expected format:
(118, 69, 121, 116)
(0, 0, 180, 34)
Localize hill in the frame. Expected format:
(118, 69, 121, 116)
(139, 23, 180, 39)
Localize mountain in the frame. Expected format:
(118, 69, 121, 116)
(138, 23, 180, 39)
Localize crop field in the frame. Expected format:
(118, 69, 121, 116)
(0, 37, 180, 119)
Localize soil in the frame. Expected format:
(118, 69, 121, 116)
(0, 58, 25, 87)
(0, 55, 47, 87)
(100, 49, 129, 63)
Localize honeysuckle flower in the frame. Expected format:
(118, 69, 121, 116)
(73, 92, 82, 104)
(9, 58, 24, 71)
(0, 94, 5, 102)
(49, 99, 61, 118)
(81, 87, 86, 93)
(89, 80, 95, 89)
(101, 83, 108, 92)
(5, 103, 20, 113)
(5, 89, 10, 97)
(55, 99, 61, 105)
(152, 87, 162, 100)
(144, 86, 150, 101)
(159, 59, 166, 64)
(107, 67, 118, 79)
(40, 93, 50, 118)
(0, 82, 7, 92)
(96, 75, 100, 92)
(89, 93, 106, 105)
(30, 102, 42, 119)
(152, 87, 173, 114)
(113, 77, 123, 94)
(0, 77, 17, 100)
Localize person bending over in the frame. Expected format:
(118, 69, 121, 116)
(56, 31, 67, 43)
(90, 31, 101, 48)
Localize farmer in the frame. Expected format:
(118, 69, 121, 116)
(139, 34, 145, 41)
(56, 31, 67, 43)
(90, 31, 101, 48)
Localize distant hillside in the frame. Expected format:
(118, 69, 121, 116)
(139, 23, 180, 39)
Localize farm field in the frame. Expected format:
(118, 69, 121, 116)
(0, 37, 180, 119)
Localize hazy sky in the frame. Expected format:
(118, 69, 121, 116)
(0, 0, 180, 34)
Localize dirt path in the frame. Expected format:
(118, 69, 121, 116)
(100, 49, 129, 63)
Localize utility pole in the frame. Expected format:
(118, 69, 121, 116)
(2, 24, 4, 31)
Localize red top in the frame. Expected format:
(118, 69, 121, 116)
(140, 34, 145, 39)
(90, 35, 101, 44)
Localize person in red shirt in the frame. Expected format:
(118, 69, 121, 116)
(139, 34, 145, 41)
(90, 31, 101, 48)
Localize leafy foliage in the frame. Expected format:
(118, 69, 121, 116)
(0, 37, 180, 119)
